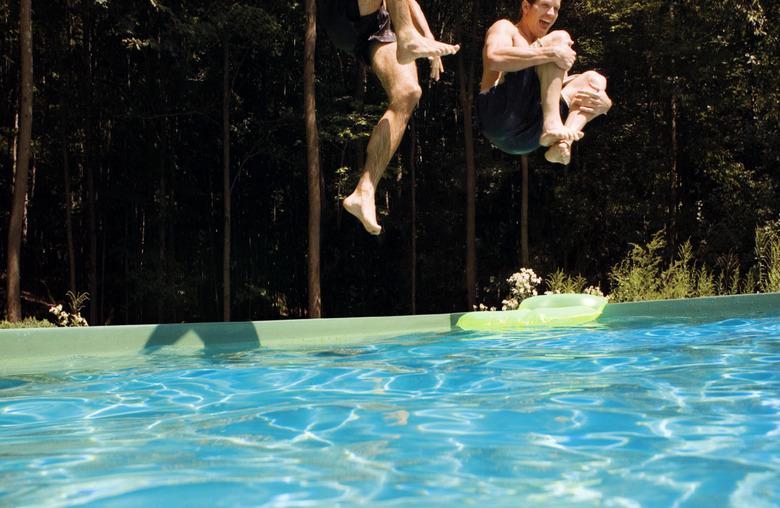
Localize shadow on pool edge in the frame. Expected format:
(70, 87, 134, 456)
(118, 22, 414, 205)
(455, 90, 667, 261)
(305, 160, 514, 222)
(142, 321, 261, 355)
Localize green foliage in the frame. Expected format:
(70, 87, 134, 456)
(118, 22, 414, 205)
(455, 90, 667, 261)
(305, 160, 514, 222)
(608, 233, 721, 302)
(618, 237, 718, 301)
(658, 241, 695, 300)
(49, 292, 90, 327)
(756, 220, 780, 293)
(546, 269, 588, 294)
(67, 291, 90, 315)
(0, 318, 56, 329)
(695, 266, 716, 298)
(608, 231, 667, 302)
(609, 223, 780, 302)
(714, 254, 742, 295)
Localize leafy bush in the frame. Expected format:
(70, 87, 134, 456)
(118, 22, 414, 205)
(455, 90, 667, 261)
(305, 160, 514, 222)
(479, 221, 780, 309)
(755, 220, 780, 293)
(49, 291, 89, 327)
(547, 269, 587, 294)
(609, 236, 719, 302)
(608, 230, 667, 302)
(0, 318, 55, 329)
(609, 222, 780, 302)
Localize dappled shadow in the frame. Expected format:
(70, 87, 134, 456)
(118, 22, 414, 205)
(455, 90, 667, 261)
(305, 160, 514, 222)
(143, 321, 261, 354)
(0, 378, 28, 391)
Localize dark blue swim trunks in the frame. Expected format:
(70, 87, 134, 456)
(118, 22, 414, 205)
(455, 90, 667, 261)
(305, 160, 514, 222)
(319, 0, 397, 66)
(476, 68, 570, 155)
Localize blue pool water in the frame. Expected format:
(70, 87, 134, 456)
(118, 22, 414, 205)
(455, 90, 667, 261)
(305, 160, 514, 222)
(2, 316, 780, 507)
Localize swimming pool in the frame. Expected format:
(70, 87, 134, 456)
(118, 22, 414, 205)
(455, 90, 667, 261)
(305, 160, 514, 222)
(1, 295, 779, 507)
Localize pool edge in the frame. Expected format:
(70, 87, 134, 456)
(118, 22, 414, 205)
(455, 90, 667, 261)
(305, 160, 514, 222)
(2, 293, 779, 375)
(0, 313, 457, 375)
(600, 292, 780, 319)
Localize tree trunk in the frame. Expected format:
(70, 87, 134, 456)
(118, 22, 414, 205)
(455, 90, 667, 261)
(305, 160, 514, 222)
(63, 146, 76, 293)
(457, 50, 477, 310)
(158, 154, 167, 322)
(409, 120, 417, 315)
(63, 0, 76, 296)
(520, 155, 529, 266)
(86, 148, 97, 323)
(304, 0, 322, 318)
(157, 23, 168, 323)
(6, 0, 32, 322)
(82, 13, 98, 325)
(222, 34, 232, 322)
(668, 1, 680, 250)
(669, 95, 679, 242)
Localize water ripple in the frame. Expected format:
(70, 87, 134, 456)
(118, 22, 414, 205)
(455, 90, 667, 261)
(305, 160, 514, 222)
(1, 316, 780, 506)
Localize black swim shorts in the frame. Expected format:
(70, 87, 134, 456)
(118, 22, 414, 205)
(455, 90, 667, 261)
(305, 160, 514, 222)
(476, 68, 570, 155)
(319, 0, 397, 66)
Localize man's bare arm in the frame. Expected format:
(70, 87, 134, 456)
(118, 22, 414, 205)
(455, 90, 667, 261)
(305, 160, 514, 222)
(483, 21, 574, 72)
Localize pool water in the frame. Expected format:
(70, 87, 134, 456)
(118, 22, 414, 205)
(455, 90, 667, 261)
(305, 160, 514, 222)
(2, 316, 780, 507)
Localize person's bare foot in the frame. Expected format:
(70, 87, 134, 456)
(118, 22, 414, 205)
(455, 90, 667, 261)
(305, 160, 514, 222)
(539, 126, 583, 147)
(545, 140, 571, 165)
(343, 190, 382, 235)
(396, 31, 459, 65)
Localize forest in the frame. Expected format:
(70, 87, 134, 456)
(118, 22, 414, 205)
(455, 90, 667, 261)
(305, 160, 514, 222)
(2, 0, 779, 326)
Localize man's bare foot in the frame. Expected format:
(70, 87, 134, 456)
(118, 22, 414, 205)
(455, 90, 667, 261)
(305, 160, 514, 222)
(545, 140, 571, 165)
(396, 31, 459, 65)
(539, 126, 583, 147)
(343, 191, 382, 235)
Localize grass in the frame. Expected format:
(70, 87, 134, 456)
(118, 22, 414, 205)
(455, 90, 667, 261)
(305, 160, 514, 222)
(0, 318, 55, 329)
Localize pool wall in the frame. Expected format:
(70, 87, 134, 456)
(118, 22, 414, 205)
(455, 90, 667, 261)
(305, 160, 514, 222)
(1, 293, 778, 375)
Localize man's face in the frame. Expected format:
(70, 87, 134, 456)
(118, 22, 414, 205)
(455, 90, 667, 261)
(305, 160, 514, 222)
(522, 0, 561, 38)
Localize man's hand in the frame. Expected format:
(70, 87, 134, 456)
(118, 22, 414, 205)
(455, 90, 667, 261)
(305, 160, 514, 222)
(551, 41, 576, 71)
(571, 88, 612, 116)
(429, 55, 444, 81)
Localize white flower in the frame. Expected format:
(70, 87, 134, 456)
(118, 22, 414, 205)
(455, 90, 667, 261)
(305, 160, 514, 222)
(506, 268, 541, 302)
(584, 285, 604, 297)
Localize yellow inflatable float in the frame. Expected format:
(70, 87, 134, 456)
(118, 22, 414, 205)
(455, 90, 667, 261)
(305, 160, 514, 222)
(456, 293, 608, 331)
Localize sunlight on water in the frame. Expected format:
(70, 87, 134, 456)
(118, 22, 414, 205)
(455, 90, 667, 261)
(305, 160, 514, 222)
(1, 316, 780, 507)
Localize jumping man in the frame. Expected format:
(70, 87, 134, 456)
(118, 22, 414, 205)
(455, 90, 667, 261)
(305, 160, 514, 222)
(321, 0, 460, 235)
(477, 0, 612, 164)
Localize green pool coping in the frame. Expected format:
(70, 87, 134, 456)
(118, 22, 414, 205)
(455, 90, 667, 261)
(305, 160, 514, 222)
(1, 293, 779, 376)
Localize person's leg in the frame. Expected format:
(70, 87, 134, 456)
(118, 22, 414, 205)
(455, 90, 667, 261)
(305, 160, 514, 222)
(560, 70, 609, 133)
(545, 70, 610, 164)
(357, 0, 383, 14)
(343, 42, 422, 235)
(534, 30, 582, 147)
(358, 0, 459, 65)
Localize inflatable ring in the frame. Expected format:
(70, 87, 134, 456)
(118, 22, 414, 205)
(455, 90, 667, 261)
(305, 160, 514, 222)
(456, 293, 608, 331)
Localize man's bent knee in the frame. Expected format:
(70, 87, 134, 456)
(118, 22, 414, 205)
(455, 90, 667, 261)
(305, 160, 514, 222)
(584, 70, 607, 91)
(395, 83, 422, 110)
(541, 30, 572, 47)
